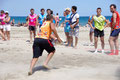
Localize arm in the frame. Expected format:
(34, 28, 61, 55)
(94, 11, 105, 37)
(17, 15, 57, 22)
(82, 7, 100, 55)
(50, 23, 62, 43)
(104, 19, 110, 29)
(70, 18, 79, 29)
(111, 13, 117, 29)
(5, 17, 11, 23)
(88, 16, 95, 29)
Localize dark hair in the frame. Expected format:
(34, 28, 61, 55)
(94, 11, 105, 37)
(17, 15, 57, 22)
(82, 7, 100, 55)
(51, 10, 53, 14)
(97, 7, 101, 10)
(1, 10, 4, 13)
(47, 9, 51, 12)
(56, 13, 58, 15)
(30, 8, 34, 11)
(110, 4, 116, 9)
(72, 6, 77, 11)
(41, 8, 45, 12)
(46, 15, 53, 21)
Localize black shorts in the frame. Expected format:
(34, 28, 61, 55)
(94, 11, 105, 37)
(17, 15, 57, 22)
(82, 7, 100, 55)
(110, 28, 120, 37)
(29, 26, 36, 31)
(33, 38, 55, 58)
(94, 29, 104, 37)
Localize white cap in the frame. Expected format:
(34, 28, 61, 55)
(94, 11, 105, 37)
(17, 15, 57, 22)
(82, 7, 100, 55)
(65, 8, 70, 11)
(5, 11, 9, 13)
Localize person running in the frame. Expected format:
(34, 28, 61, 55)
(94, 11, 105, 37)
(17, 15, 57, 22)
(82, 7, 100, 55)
(69, 6, 79, 48)
(89, 8, 109, 53)
(3, 11, 11, 40)
(64, 8, 71, 46)
(108, 4, 120, 55)
(28, 15, 62, 75)
(88, 15, 94, 46)
(28, 8, 37, 43)
(0, 10, 6, 39)
(38, 8, 46, 27)
(56, 13, 59, 27)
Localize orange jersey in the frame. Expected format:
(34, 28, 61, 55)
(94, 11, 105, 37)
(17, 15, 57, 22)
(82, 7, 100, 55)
(36, 21, 52, 39)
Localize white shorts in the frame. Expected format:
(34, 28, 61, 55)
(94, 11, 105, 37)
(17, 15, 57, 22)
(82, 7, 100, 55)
(69, 28, 79, 37)
(0, 25, 5, 29)
(3, 25, 11, 31)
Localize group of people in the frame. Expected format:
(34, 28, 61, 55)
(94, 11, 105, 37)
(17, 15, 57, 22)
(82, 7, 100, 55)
(26, 8, 60, 43)
(88, 4, 120, 55)
(28, 6, 80, 75)
(0, 10, 11, 41)
(28, 4, 120, 75)
(63, 6, 80, 48)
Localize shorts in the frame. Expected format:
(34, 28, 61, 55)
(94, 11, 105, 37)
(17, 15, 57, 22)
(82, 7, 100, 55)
(69, 28, 79, 37)
(110, 28, 120, 37)
(0, 25, 5, 29)
(90, 28, 94, 32)
(3, 25, 11, 31)
(64, 25, 70, 32)
(94, 29, 104, 37)
(29, 26, 36, 31)
(33, 38, 55, 58)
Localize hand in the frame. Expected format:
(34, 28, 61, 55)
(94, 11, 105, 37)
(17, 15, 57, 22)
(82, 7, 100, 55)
(92, 27, 95, 30)
(70, 25, 74, 29)
(57, 37, 62, 43)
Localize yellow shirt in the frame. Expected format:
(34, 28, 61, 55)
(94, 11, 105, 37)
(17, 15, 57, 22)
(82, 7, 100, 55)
(36, 21, 52, 39)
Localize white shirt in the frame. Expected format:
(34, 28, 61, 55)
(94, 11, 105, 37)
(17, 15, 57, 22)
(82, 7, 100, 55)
(71, 13, 79, 27)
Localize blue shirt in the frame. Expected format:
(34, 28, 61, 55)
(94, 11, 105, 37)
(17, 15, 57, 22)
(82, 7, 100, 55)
(65, 13, 71, 26)
(39, 13, 46, 25)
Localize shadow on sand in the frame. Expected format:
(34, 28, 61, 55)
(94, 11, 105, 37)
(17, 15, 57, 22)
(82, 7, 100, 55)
(32, 66, 59, 74)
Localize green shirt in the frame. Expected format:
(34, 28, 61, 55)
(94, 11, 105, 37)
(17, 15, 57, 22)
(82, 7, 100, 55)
(93, 15, 105, 31)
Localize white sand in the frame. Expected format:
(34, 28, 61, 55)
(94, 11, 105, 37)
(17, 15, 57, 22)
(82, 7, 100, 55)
(0, 26, 120, 80)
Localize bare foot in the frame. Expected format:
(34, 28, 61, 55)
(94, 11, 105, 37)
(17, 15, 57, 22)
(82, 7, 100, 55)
(28, 71, 33, 76)
(43, 65, 50, 69)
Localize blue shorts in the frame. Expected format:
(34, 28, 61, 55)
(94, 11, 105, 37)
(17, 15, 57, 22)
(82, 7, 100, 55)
(64, 25, 70, 32)
(110, 28, 120, 37)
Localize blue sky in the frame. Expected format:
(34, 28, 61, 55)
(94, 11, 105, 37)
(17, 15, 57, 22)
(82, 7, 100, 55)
(0, 0, 120, 16)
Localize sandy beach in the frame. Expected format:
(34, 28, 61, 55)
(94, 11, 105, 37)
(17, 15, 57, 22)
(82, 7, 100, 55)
(0, 26, 120, 80)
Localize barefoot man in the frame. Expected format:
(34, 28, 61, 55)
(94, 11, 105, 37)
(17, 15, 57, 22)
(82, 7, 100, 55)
(28, 15, 62, 75)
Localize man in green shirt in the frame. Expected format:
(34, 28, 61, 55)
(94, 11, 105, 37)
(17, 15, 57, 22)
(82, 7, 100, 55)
(89, 7, 109, 53)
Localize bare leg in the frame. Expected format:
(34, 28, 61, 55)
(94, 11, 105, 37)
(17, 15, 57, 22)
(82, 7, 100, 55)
(0, 30, 6, 40)
(100, 36, 105, 50)
(89, 32, 94, 43)
(69, 36, 73, 47)
(74, 37, 78, 48)
(43, 51, 55, 68)
(109, 37, 115, 51)
(114, 36, 119, 55)
(29, 31, 32, 43)
(28, 58, 39, 75)
(65, 32, 70, 45)
(108, 36, 116, 55)
(94, 37, 98, 53)
(7, 31, 10, 40)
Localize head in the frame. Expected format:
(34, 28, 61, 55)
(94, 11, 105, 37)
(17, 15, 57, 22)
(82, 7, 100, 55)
(46, 15, 53, 22)
(5, 11, 9, 16)
(110, 4, 116, 13)
(47, 9, 51, 15)
(65, 8, 70, 15)
(30, 8, 34, 14)
(71, 6, 77, 13)
(56, 13, 58, 15)
(1, 10, 4, 15)
(51, 10, 53, 15)
(41, 8, 45, 14)
(96, 7, 102, 16)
